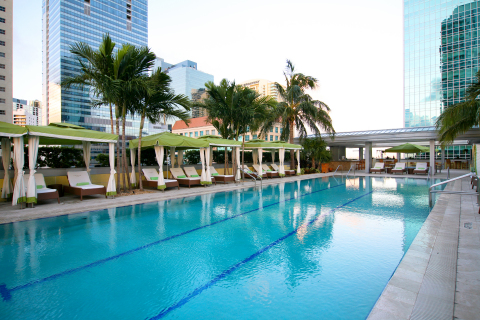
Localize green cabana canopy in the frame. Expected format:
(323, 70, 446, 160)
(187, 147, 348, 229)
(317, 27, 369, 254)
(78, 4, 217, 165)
(197, 135, 243, 147)
(25, 122, 118, 145)
(129, 132, 209, 149)
(384, 143, 430, 153)
(244, 139, 301, 149)
(0, 121, 28, 137)
(270, 140, 302, 150)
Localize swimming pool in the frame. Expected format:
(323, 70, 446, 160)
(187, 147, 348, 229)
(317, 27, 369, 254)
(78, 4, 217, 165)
(0, 176, 443, 319)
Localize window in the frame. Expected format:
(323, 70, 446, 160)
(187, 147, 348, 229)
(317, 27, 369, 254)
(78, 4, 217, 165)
(0, 110, 5, 115)
(0, 18, 5, 23)
(0, 87, 4, 92)
(0, 52, 4, 57)
(280, 128, 283, 133)
(275, 127, 278, 133)
(275, 136, 278, 141)
(0, 98, 5, 103)
(0, 30, 4, 35)
(269, 135, 273, 141)
(245, 135, 250, 141)
(195, 131, 198, 137)
(253, 134, 257, 139)
(0, 64, 4, 69)
(0, 41, 5, 46)
(246, 126, 250, 132)
(206, 130, 209, 135)
(200, 131, 204, 136)
(0, 6, 5, 12)
(180, 133, 183, 135)
(189, 132, 193, 137)
(270, 126, 273, 132)
(0, 75, 5, 80)
(212, 130, 215, 135)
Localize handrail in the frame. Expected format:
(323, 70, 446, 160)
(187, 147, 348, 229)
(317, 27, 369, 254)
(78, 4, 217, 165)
(429, 172, 476, 207)
(334, 165, 343, 177)
(346, 165, 354, 178)
(447, 167, 450, 180)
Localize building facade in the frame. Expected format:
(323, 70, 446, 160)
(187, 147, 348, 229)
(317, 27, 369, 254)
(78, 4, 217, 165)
(404, 0, 480, 127)
(191, 88, 208, 118)
(172, 116, 217, 137)
(238, 79, 281, 101)
(0, 0, 12, 123)
(13, 98, 42, 126)
(42, 0, 159, 141)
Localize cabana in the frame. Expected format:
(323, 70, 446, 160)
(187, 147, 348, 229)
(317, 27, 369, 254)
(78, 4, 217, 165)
(129, 132, 211, 190)
(245, 139, 302, 177)
(197, 135, 243, 181)
(0, 121, 28, 206)
(24, 123, 118, 204)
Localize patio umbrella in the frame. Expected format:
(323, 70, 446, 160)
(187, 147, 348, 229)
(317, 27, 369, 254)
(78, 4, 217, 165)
(383, 143, 430, 154)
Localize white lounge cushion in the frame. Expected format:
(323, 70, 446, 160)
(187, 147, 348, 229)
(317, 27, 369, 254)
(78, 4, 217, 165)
(164, 179, 177, 183)
(74, 184, 104, 189)
(415, 162, 427, 170)
(212, 175, 234, 178)
(393, 163, 406, 170)
(143, 168, 159, 181)
(373, 163, 385, 169)
(37, 188, 58, 194)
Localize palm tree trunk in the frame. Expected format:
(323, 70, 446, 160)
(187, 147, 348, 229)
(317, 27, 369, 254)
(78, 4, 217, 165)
(312, 156, 315, 169)
(289, 120, 295, 171)
(224, 148, 228, 175)
(109, 103, 114, 134)
(121, 104, 130, 193)
(115, 104, 121, 192)
(241, 134, 245, 181)
(137, 113, 145, 191)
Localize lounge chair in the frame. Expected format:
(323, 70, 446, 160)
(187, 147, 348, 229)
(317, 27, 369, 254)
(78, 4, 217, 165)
(271, 163, 295, 176)
(170, 167, 202, 188)
(413, 162, 429, 175)
(252, 164, 268, 178)
(391, 162, 406, 175)
(209, 166, 235, 184)
(142, 168, 179, 190)
(241, 165, 262, 179)
(64, 171, 106, 200)
(262, 164, 279, 178)
(184, 166, 216, 185)
(370, 162, 385, 174)
(23, 173, 60, 203)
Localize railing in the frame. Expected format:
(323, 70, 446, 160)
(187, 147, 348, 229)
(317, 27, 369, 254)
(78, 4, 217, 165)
(429, 172, 477, 207)
(333, 165, 343, 177)
(447, 167, 450, 180)
(346, 165, 355, 178)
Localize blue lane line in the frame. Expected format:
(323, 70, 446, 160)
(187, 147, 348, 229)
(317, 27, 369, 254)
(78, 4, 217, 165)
(0, 182, 345, 302)
(148, 190, 374, 320)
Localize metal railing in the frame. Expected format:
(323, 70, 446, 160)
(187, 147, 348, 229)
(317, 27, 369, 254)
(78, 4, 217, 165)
(429, 172, 477, 207)
(346, 165, 355, 178)
(447, 167, 450, 180)
(333, 165, 344, 177)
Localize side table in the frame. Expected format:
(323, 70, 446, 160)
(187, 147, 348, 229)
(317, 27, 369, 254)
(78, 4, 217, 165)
(48, 184, 64, 197)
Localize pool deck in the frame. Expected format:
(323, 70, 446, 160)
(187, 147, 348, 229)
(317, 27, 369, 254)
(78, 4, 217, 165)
(1, 169, 478, 319)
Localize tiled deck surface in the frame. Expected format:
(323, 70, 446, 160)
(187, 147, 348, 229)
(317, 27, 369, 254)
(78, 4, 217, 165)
(1, 169, 477, 319)
(368, 176, 480, 320)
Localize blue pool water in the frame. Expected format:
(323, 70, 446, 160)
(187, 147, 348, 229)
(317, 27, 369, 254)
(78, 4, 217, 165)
(0, 176, 444, 319)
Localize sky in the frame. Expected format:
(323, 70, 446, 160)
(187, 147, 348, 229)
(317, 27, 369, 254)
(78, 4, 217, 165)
(13, 0, 404, 133)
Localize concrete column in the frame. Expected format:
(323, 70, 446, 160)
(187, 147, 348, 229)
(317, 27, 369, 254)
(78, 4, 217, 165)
(365, 142, 372, 173)
(359, 147, 364, 160)
(441, 147, 445, 169)
(397, 152, 401, 161)
(430, 139, 435, 176)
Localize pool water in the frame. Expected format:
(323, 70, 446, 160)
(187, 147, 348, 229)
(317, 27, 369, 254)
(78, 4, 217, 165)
(0, 176, 444, 319)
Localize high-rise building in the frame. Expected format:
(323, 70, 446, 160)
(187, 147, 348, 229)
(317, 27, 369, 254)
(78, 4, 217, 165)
(0, 0, 12, 123)
(13, 98, 42, 126)
(42, 0, 156, 140)
(404, 0, 480, 127)
(191, 88, 208, 118)
(238, 79, 281, 101)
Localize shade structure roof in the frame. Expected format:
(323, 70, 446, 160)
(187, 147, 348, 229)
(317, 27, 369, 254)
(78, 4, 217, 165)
(25, 123, 118, 145)
(0, 121, 28, 138)
(383, 143, 430, 153)
(129, 131, 209, 149)
(197, 135, 243, 147)
(244, 139, 302, 149)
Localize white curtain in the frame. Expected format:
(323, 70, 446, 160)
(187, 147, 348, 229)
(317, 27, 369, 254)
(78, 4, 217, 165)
(82, 141, 91, 174)
(279, 148, 285, 176)
(205, 147, 212, 183)
(106, 143, 117, 196)
(199, 147, 207, 184)
(154, 145, 166, 190)
(130, 148, 136, 187)
(26, 136, 40, 204)
(235, 147, 241, 180)
(296, 149, 301, 175)
(258, 148, 263, 177)
(177, 150, 183, 168)
(1, 138, 12, 199)
(253, 149, 258, 165)
(11, 137, 25, 206)
(271, 149, 275, 165)
(169, 147, 176, 167)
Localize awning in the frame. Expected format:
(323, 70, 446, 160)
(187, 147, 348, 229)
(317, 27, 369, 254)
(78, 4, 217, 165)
(129, 132, 209, 149)
(25, 123, 118, 144)
(0, 121, 28, 138)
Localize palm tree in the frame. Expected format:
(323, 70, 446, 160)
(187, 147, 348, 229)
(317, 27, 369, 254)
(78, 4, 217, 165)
(134, 69, 191, 190)
(274, 59, 335, 169)
(435, 70, 480, 144)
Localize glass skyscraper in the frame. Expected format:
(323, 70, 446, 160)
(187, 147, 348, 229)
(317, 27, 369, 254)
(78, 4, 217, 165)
(42, 0, 159, 141)
(404, 0, 480, 127)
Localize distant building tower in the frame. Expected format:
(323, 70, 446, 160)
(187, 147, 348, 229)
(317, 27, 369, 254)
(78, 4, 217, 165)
(13, 98, 42, 126)
(0, 1, 12, 123)
(191, 88, 208, 118)
(238, 79, 281, 101)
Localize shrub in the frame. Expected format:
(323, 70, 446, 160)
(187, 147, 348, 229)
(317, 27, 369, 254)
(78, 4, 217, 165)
(95, 154, 110, 167)
(184, 149, 201, 164)
(37, 147, 85, 168)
